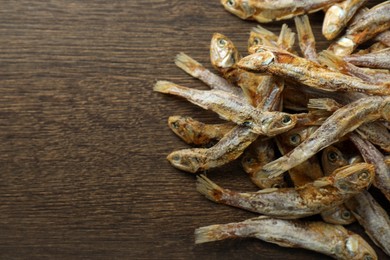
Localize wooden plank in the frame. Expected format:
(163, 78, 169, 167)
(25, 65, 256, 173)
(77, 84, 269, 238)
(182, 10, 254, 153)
(0, 0, 388, 259)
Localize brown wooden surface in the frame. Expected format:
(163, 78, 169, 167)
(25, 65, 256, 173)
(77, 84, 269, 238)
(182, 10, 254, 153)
(0, 0, 388, 259)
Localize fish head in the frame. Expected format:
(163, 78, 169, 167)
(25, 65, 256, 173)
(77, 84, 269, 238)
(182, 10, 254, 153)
(277, 126, 315, 151)
(167, 149, 205, 173)
(168, 116, 197, 144)
(210, 33, 240, 70)
(321, 146, 348, 175)
(322, 5, 345, 40)
(343, 234, 377, 260)
(332, 163, 375, 194)
(220, 0, 254, 20)
(237, 50, 275, 73)
(248, 32, 275, 54)
(257, 112, 297, 137)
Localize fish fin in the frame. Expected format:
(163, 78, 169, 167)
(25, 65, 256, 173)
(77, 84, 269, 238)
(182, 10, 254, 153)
(175, 52, 202, 78)
(278, 24, 295, 51)
(312, 179, 332, 188)
(318, 50, 346, 71)
(194, 224, 230, 244)
(255, 188, 279, 193)
(153, 80, 176, 93)
(308, 98, 341, 112)
(255, 157, 290, 179)
(196, 175, 224, 202)
(251, 25, 277, 38)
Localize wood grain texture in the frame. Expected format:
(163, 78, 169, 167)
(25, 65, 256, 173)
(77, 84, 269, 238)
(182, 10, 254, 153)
(0, 0, 388, 259)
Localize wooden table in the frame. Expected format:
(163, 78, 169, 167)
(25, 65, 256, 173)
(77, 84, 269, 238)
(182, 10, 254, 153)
(0, 1, 388, 259)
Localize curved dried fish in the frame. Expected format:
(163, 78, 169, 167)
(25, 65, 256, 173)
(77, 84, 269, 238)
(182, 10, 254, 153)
(195, 216, 377, 260)
(196, 163, 375, 218)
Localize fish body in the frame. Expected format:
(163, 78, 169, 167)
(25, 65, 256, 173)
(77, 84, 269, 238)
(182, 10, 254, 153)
(195, 217, 377, 260)
(196, 163, 375, 218)
(344, 48, 390, 70)
(174, 53, 244, 98)
(237, 47, 390, 96)
(167, 126, 257, 173)
(221, 0, 343, 23)
(346, 191, 390, 256)
(154, 81, 297, 136)
(168, 116, 234, 146)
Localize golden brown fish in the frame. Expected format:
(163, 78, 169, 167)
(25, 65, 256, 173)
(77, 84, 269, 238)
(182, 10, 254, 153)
(195, 216, 378, 260)
(168, 116, 234, 146)
(196, 163, 375, 218)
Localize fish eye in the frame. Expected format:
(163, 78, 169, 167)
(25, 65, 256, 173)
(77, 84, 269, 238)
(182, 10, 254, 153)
(242, 121, 253, 127)
(363, 254, 374, 260)
(171, 121, 179, 129)
(281, 115, 292, 125)
(245, 156, 256, 164)
(341, 210, 351, 220)
(289, 134, 301, 146)
(358, 171, 370, 180)
(172, 154, 181, 161)
(226, 0, 235, 7)
(327, 151, 339, 163)
(217, 38, 227, 47)
(253, 37, 260, 45)
(338, 183, 348, 191)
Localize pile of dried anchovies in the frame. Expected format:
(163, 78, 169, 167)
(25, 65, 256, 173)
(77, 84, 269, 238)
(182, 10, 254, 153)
(155, 1, 390, 259)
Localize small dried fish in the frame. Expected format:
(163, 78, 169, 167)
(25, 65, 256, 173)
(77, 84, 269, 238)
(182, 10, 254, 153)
(242, 138, 288, 188)
(328, 1, 390, 56)
(349, 133, 390, 202)
(167, 126, 257, 173)
(252, 96, 390, 179)
(237, 46, 390, 96)
(174, 53, 244, 98)
(154, 81, 297, 135)
(346, 191, 390, 256)
(220, 0, 343, 23)
(344, 48, 390, 70)
(196, 163, 375, 218)
(320, 145, 357, 225)
(294, 15, 318, 62)
(322, 0, 368, 40)
(168, 116, 234, 146)
(195, 216, 377, 260)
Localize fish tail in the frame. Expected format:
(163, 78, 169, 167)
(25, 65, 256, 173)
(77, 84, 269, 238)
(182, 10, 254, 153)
(196, 175, 225, 202)
(307, 98, 341, 112)
(194, 224, 236, 244)
(318, 50, 346, 71)
(278, 24, 295, 50)
(175, 52, 202, 78)
(251, 25, 275, 37)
